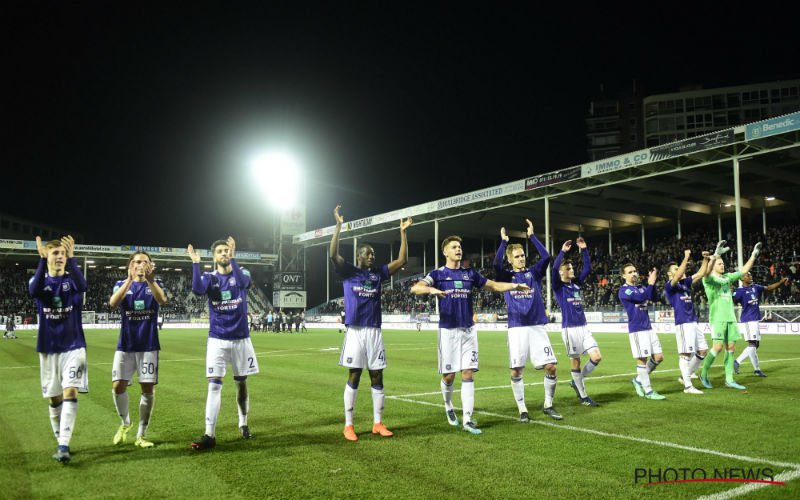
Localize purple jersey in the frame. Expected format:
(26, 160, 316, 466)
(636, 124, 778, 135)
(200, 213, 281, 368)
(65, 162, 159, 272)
(494, 236, 550, 327)
(551, 249, 590, 327)
(734, 284, 765, 323)
(664, 276, 698, 325)
(114, 279, 163, 352)
(336, 262, 390, 328)
(619, 283, 656, 333)
(28, 258, 87, 353)
(192, 259, 251, 340)
(422, 266, 487, 329)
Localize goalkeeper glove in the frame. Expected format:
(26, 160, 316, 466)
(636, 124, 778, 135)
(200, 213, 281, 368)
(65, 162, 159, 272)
(751, 242, 762, 259)
(713, 240, 730, 257)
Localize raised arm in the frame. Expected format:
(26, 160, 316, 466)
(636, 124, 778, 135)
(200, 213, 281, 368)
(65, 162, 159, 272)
(388, 217, 413, 275)
(188, 244, 210, 295)
(226, 236, 252, 289)
(647, 268, 658, 300)
(493, 227, 511, 282)
(576, 237, 591, 284)
(61, 236, 87, 292)
(329, 205, 346, 271)
(670, 250, 691, 287)
(110, 260, 135, 308)
(551, 240, 571, 290)
(691, 251, 711, 283)
(739, 242, 761, 276)
(146, 262, 168, 306)
(28, 257, 47, 298)
(529, 228, 551, 277)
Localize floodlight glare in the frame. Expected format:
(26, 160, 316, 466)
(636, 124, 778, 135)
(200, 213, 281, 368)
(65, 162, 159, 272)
(250, 151, 301, 210)
(765, 196, 775, 201)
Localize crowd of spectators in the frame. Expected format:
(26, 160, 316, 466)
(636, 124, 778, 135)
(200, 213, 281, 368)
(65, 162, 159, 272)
(4, 224, 799, 322)
(312, 224, 800, 317)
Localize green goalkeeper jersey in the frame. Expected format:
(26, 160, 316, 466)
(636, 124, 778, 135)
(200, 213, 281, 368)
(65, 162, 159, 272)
(702, 271, 742, 323)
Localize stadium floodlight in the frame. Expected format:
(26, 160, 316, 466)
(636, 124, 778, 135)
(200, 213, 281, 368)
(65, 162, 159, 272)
(250, 151, 301, 210)
(765, 196, 776, 201)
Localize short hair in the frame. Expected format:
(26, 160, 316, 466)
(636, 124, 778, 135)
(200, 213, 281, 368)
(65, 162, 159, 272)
(505, 243, 524, 261)
(128, 251, 152, 266)
(357, 243, 373, 256)
(559, 258, 573, 270)
(210, 240, 229, 253)
(44, 240, 63, 254)
(441, 235, 462, 253)
(622, 262, 636, 275)
(664, 261, 677, 275)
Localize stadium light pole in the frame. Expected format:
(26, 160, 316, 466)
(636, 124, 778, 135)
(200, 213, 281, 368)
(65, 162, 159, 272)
(733, 156, 744, 270)
(249, 151, 302, 306)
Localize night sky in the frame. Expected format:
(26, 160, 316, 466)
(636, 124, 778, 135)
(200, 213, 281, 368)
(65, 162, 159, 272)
(4, 3, 798, 248)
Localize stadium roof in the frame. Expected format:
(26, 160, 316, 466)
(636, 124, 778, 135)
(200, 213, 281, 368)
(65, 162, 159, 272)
(294, 111, 800, 249)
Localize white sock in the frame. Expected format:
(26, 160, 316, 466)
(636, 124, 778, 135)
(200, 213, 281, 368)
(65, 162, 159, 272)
(688, 353, 704, 374)
(749, 347, 760, 371)
(441, 379, 454, 411)
(113, 390, 131, 426)
(371, 385, 384, 424)
(544, 374, 557, 408)
(344, 383, 358, 427)
(48, 401, 62, 441)
(581, 358, 599, 378)
(637, 364, 652, 393)
(58, 399, 78, 447)
(571, 370, 587, 398)
(736, 347, 751, 365)
(679, 355, 692, 388)
(138, 393, 154, 438)
(205, 381, 222, 437)
(511, 377, 527, 413)
(646, 357, 661, 374)
(235, 379, 249, 427)
(461, 380, 475, 424)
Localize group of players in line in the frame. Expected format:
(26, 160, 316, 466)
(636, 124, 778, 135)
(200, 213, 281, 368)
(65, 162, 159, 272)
(329, 206, 782, 440)
(27, 206, 783, 462)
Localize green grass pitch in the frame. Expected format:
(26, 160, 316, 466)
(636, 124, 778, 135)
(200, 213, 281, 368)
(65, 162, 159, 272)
(1, 328, 799, 499)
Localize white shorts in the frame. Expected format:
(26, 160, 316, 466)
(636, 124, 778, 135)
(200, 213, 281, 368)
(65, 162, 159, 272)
(438, 326, 479, 374)
(629, 330, 663, 359)
(39, 348, 89, 398)
(206, 337, 260, 378)
(339, 326, 387, 370)
(675, 322, 708, 354)
(508, 325, 557, 369)
(740, 321, 761, 342)
(561, 325, 599, 359)
(112, 350, 159, 385)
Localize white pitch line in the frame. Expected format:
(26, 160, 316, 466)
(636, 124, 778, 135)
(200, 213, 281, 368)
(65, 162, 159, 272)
(694, 468, 800, 500)
(388, 357, 800, 398)
(388, 396, 800, 471)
